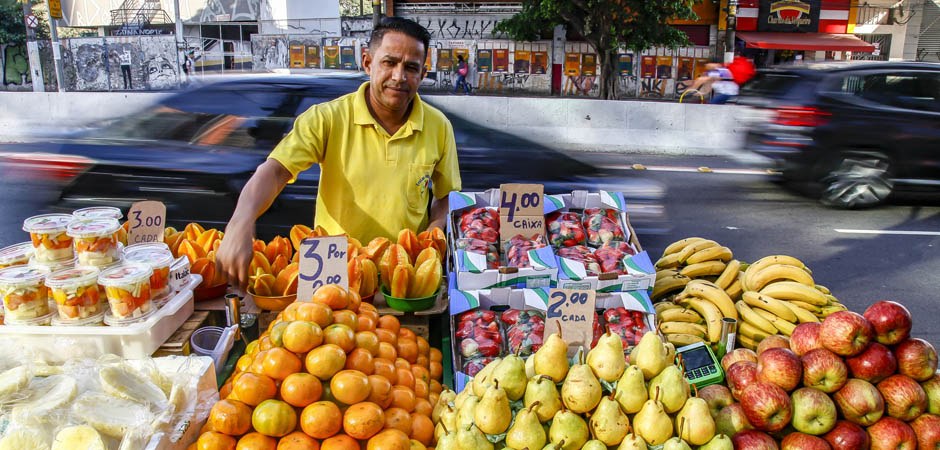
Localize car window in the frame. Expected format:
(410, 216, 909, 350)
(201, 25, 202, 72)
(740, 72, 804, 98)
(839, 72, 940, 112)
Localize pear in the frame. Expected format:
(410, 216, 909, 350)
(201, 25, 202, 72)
(433, 389, 457, 423)
(549, 408, 589, 450)
(491, 353, 527, 401)
(616, 433, 648, 450)
(474, 380, 512, 435)
(436, 404, 457, 438)
(632, 386, 673, 445)
(699, 434, 733, 450)
(632, 332, 669, 380)
(505, 401, 546, 450)
(648, 365, 689, 414)
(456, 395, 478, 431)
(664, 342, 677, 364)
(661, 436, 692, 450)
(454, 385, 472, 410)
(456, 425, 493, 450)
(524, 375, 562, 423)
(674, 388, 716, 446)
(614, 365, 647, 414)
(533, 322, 569, 383)
(525, 355, 536, 378)
(581, 440, 607, 450)
(436, 426, 458, 450)
(560, 352, 601, 414)
(589, 393, 631, 446)
(541, 440, 565, 450)
(472, 358, 502, 397)
(587, 327, 626, 382)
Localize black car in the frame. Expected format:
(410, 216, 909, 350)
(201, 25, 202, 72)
(737, 61, 940, 208)
(0, 75, 665, 240)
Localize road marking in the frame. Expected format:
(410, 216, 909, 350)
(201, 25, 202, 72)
(834, 229, 940, 236)
(600, 164, 777, 175)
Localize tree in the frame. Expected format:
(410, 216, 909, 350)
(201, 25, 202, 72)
(339, 0, 374, 17)
(496, 0, 699, 99)
(0, 0, 26, 85)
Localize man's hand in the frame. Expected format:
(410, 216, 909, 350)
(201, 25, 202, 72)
(216, 218, 255, 291)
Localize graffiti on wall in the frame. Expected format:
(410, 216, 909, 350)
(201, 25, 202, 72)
(200, 0, 262, 22)
(2, 45, 30, 86)
(64, 35, 179, 91)
(411, 17, 506, 40)
(251, 35, 288, 70)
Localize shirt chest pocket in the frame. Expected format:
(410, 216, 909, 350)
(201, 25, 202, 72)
(406, 163, 434, 211)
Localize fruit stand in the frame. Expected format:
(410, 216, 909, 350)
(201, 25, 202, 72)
(0, 188, 937, 450)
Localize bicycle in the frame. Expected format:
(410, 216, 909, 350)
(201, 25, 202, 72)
(678, 89, 707, 104)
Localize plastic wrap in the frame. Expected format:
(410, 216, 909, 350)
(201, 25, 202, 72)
(582, 208, 626, 248)
(458, 207, 499, 243)
(547, 211, 587, 248)
(453, 238, 499, 270)
(500, 309, 545, 357)
(502, 234, 547, 268)
(556, 245, 601, 275)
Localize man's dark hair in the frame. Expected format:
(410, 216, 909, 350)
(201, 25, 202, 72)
(370, 17, 431, 57)
(457, 55, 465, 62)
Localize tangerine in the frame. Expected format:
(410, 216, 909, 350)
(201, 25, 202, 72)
(429, 348, 442, 363)
(331, 370, 372, 405)
(262, 347, 303, 380)
(346, 290, 362, 313)
(413, 379, 428, 400)
(415, 356, 429, 369)
(197, 431, 237, 450)
(236, 432, 277, 450)
(246, 340, 260, 356)
(373, 359, 398, 385)
(395, 368, 415, 391)
(375, 329, 398, 347)
(366, 428, 410, 450)
(333, 310, 359, 330)
(321, 434, 361, 450)
(397, 328, 416, 342)
(209, 399, 253, 436)
(259, 335, 275, 351)
(233, 372, 278, 407)
(252, 399, 298, 438)
(394, 358, 411, 370)
(343, 401, 385, 440)
(248, 350, 269, 374)
(282, 302, 302, 322)
(305, 344, 347, 380)
(219, 380, 234, 400)
(270, 321, 291, 347)
(357, 315, 376, 332)
(324, 324, 356, 353)
(397, 339, 418, 364)
(346, 348, 375, 374)
(415, 337, 429, 357)
(312, 284, 349, 310)
(428, 379, 442, 395)
(298, 302, 333, 328)
(409, 440, 426, 450)
(377, 316, 401, 334)
(409, 414, 433, 446)
(413, 398, 432, 417)
(382, 407, 412, 435)
(389, 385, 416, 412)
(377, 342, 398, 361)
(429, 362, 443, 382)
(355, 331, 381, 356)
(280, 372, 323, 408)
(300, 401, 343, 439)
(283, 321, 323, 353)
(276, 431, 320, 450)
(411, 366, 430, 385)
(236, 354, 253, 373)
(366, 374, 393, 409)
(427, 393, 439, 409)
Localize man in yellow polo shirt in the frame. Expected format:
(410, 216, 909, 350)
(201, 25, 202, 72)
(216, 17, 461, 289)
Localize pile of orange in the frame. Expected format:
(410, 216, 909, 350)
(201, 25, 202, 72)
(192, 284, 446, 450)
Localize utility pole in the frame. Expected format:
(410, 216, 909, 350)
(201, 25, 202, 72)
(372, 0, 381, 26)
(725, 0, 738, 64)
(47, 0, 66, 91)
(21, 0, 44, 91)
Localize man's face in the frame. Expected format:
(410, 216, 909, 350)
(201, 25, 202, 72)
(363, 31, 426, 114)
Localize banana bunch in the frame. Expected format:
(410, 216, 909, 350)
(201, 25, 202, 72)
(735, 255, 848, 350)
(380, 229, 444, 299)
(653, 237, 740, 302)
(655, 301, 710, 347)
(656, 279, 739, 347)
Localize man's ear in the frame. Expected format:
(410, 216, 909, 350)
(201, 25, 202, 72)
(362, 50, 373, 75)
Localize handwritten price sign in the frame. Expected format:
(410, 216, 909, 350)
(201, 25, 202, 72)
(126, 201, 166, 245)
(545, 288, 596, 350)
(297, 236, 348, 301)
(499, 183, 545, 244)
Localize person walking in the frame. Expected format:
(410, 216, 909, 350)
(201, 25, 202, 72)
(453, 54, 471, 94)
(689, 59, 739, 104)
(216, 17, 462, 289)
(119, 50, 133, 90)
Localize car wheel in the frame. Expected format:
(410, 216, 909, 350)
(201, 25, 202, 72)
(819, 156, 893, 209)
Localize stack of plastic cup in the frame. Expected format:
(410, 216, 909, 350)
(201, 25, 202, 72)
(0, 242, 34, 269)
(22, 214, 75, 264)
(98, 263, 154, 324)
(0, 265, 53, 325)
(68, 218, 122, 268)
(72, 206, 123, 221)
(123, 243, 175, 306)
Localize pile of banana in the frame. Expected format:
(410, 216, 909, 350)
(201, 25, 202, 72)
(653, 237, 741, 302)
(735, 255, 847, 350)
(653, 237, 849, 351)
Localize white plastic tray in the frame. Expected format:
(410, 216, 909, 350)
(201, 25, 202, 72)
(0, 274, 202, 362)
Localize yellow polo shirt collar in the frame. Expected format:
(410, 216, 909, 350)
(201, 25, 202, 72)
(352, 82, 425, 135)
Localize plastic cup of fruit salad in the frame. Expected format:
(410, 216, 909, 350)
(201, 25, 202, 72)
(44, 266, 104, 322)
(67, 218, 121, 268)
(0, 242, 34, 269)
(22, 214, 75, 262)
(123, 243, 174, 302)
(98, 263, 154, 320)
(72, 206, 123, 221)
(0, 265, 51, 321)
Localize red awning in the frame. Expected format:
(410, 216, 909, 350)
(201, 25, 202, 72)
(736, 32, 876, 52)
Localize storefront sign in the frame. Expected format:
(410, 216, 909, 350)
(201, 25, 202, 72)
(290, 44, 304, 68)
(618, 54, 634, 77)
(323, 46, 340, 69)
(656, 56, 673, 79)
(340, 46, 356, 70)
(564, 52, 581, 76)
(581, 54, 597, 76)
(306, 46, 320, 68)
(545, 288, 596, 351)
(49, 0, 62, 19)
(298, 235, 348, 301)
(641, 56, 656, 78)
(514, 51, 531, 74)
(437, 49, 453, 71)
(758, 0, 821, 32)
(127, 201, 166, 245)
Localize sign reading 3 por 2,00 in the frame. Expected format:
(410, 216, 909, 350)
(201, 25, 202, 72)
(297, 236, 348, 301)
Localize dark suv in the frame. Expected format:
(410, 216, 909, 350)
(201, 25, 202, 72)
(738, 61, 940, 208)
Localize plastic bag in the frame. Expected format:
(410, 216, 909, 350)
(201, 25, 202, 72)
(459, 207, 499, 243)
(456, 310, 503, 359)
(582, 208, 626, 247)
(603, 307, 651, 351)
(556, 245, 601, 275)
(502, 234, 547, 268)
(500, 310, 545, 357)
(454, 238, 499, 270)
(547, 212, 587, 248)
(594, 245, 627, 274)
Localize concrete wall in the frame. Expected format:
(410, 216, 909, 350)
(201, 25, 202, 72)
(0, 92, 743, 155)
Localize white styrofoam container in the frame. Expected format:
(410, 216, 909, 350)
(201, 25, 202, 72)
(0, 274, 202, 362)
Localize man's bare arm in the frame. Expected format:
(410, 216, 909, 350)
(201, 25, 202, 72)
(216, 158, 293, 290)
(427, 195, 450, 231)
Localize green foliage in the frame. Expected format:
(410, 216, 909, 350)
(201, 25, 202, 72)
(0, 0, 27, 45)
(339, 0, 374, 17)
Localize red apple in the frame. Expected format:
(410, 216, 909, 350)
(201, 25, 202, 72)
(698, 384, 734, 419)
(820, 311, 874, 357)
(867, 417, 917, 450)
(758, 334, 791, 356)
(845, 342, 897, 383)
(727, 360, 759, 401)
(862, 300, 912, 346)
(715, 402, 753, 437)
(791, 387, 838, 435)
(802, 348, 849, 394)
(732, 430, 780, 450)
(790, 322, 824, 356)
(877, 374, 928, 421)
(833, 378, 885, 426)
(758, 347, 803, 392)
(781, 432, 832, 450)
(740, 381, 793, 433)
(923, 373, 940, 415)
(910, 413, 940, 450)
(722, 347, 758, 372)
(894, 338, 939, 382)
(824, 420, 871, 450)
